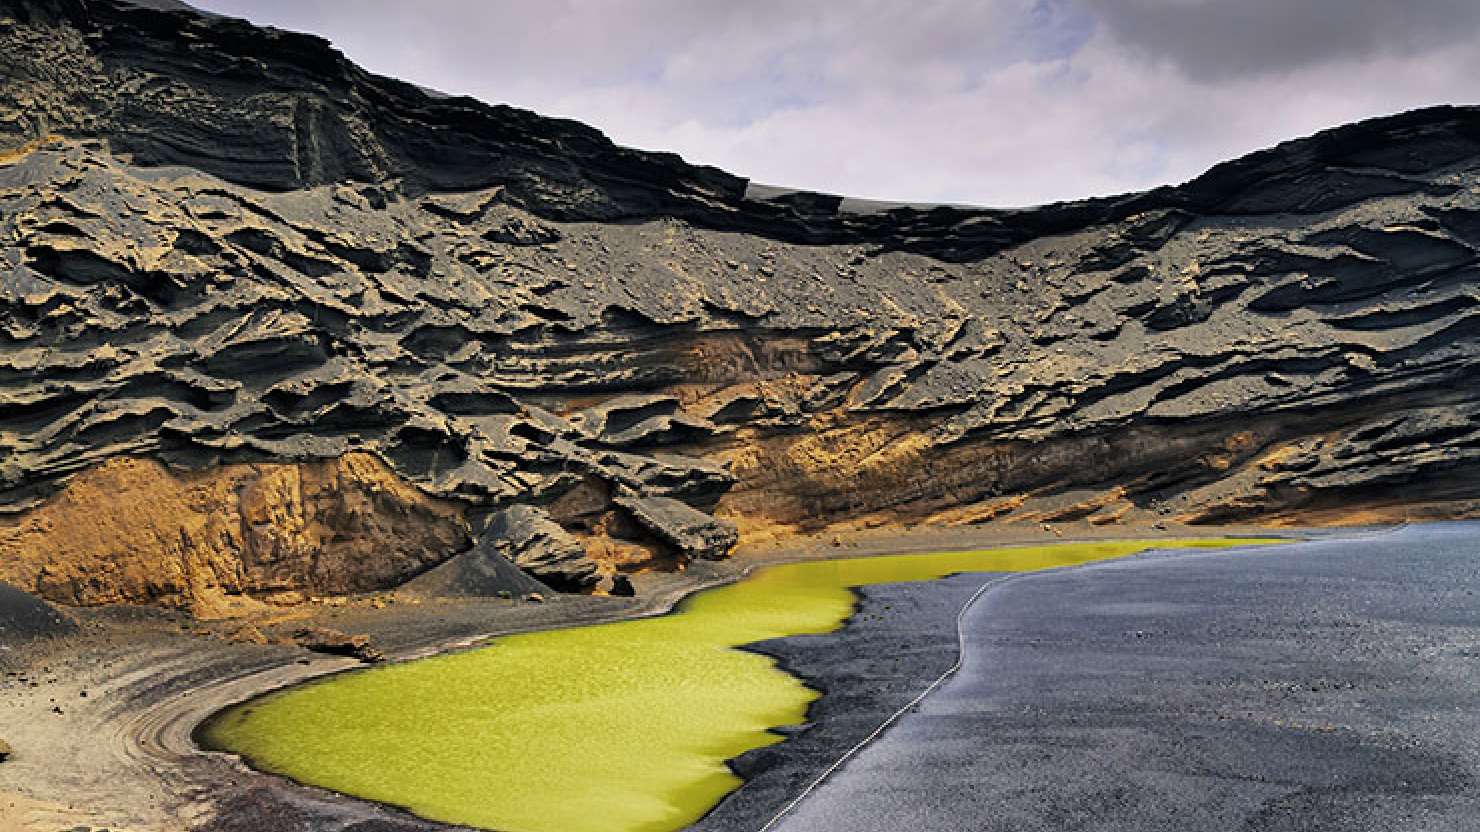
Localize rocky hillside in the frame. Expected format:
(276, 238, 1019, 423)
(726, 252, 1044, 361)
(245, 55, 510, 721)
(2, 0, 1479, 613)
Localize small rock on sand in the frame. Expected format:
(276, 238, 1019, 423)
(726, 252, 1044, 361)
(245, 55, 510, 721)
(609, 575, 635, 597)
(292, 627, 384, 664)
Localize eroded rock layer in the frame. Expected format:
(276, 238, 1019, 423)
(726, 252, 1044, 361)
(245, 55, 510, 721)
(3, 0, 1480, 608)
(0, 453, 468, 615)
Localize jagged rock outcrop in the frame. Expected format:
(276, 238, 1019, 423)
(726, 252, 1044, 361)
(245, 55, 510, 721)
(0, 453, 468, 615)
(2, 0, 1480, 609)
(479, 505, 600, 590)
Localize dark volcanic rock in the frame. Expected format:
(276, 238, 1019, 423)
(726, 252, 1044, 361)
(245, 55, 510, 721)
(613, 488, 739, 560)
(292, 627, 384, 664)
(2, 0, 1480, 604)
(481, 505, 601, 590)
(608, 574, 636, 597)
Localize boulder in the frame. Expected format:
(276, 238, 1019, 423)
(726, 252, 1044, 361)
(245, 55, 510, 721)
(482, 505, 601, 590)
(292, 627, 384, 664)
(609, 574, 636, 597)
(613, 488, 739, 561)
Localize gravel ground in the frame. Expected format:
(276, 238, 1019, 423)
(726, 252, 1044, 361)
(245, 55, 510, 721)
(0, 581, 74, 643)
(691, 572, 999, 832)
(763, 523, 1480, 832)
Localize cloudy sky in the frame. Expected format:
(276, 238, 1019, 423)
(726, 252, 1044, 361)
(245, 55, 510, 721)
(193, 0, 1480, 207)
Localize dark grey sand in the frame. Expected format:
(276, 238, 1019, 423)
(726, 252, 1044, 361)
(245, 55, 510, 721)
(0, 582, 74, 642)
(757, 523, 1480, 832)
(692, 572, 1001, 832)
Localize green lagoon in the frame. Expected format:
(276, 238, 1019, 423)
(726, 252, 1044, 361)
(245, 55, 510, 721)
(201, 538, 1277, 832)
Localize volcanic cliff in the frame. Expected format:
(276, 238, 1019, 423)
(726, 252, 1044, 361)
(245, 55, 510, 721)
(2, 0, 1479, 614)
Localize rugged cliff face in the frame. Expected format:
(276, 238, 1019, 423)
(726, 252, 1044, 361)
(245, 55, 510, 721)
(3, 0, 1479, 612)
(0, 453, 468, 616)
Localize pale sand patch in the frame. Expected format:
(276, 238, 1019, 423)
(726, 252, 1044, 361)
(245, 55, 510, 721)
(0, 788, 156, 832)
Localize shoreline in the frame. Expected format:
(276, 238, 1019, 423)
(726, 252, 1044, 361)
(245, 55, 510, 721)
(0, 521, 1331, 832)
(695, 532, 1360, 831)
(197, 520, 1311, 746)
(755, 522, 1480, 831)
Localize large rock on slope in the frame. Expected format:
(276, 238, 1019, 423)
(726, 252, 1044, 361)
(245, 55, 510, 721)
(480, 506, 602, 591)
(614, 488, 739, 561)
(2, 0, 1480, 608)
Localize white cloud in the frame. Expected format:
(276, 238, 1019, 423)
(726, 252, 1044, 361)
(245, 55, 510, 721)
(194, 0, 1480, 206)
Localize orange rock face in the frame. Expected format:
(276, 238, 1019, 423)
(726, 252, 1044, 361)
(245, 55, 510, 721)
(0, 453, 468, 617)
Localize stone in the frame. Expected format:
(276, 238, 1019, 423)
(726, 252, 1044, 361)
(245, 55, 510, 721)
(292, 627, 385, 664)
(398, 534, 551, 600)
(482, 506, 601, 591)
(613, 489, 739, 561)
(609, 574, 636, 597)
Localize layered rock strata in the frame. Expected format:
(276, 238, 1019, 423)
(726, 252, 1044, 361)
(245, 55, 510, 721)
(3, 0, 1480, 610)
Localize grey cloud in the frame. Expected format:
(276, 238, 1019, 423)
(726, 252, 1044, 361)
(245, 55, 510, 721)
(1083, 0, 1480, 81)
(190, 1, 1480, 206)
(198, 1, 1051, 108)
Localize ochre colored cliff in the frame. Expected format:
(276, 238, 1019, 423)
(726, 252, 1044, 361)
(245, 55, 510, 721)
(0, 453, 467, 615)
(3, 0, 1480, 611)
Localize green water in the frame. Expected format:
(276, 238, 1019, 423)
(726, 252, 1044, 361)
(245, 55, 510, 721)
(201, 538, 1277, 832)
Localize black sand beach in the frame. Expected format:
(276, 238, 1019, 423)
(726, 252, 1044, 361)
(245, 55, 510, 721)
(0, 582, 74, 643)
(758, 524, 1480, 831)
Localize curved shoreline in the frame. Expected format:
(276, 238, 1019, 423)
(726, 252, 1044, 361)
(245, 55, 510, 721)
(762, 521, 1479, 832)
(0, 524, 1326, 832)
(696, 530, 1382, 831)
(112, 546, 814, 832)
(188, 535, 1297, 832)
